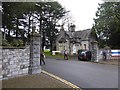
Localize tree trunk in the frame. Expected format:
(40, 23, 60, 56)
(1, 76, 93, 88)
(8, 28, 10, 37)
(50, 40, 53, 52)
(27, 15, 31, 44)
(3, 25, 6, 39)
(16, 18, 19, 38)
(42, 32, 45, 51)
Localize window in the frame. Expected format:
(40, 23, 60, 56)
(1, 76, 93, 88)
(84, 44, 86, 50)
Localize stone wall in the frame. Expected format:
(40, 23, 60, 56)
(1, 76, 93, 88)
(1, 46, 30, 79)
(1, 33, 41, 79)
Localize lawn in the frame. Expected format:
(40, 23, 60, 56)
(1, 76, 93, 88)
(44, 51, 64, 59)
(44, 51, 74, 60)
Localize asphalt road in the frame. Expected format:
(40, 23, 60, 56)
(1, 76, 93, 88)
(42, 58, 118, 89)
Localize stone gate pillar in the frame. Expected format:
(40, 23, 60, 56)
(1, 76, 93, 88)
(91, 41, 98, 62)
(29, 32, 41, 74)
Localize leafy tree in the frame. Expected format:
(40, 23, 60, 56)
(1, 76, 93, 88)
(2, 2, 35, 45)
(2, 2, 67, 49)
(34, 2, 67, 51)
(92, 2, 120, 49)
(2, 2, 14, 39)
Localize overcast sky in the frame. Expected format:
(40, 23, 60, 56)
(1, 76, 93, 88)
(57, 0, 103, 31)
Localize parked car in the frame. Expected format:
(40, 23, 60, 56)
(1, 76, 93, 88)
(77, 50, 91, 61)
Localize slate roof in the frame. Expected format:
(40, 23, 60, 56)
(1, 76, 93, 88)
(73, 29, 91, 40)
(57, 29, 93, 43)
(57, 30, 69, 43)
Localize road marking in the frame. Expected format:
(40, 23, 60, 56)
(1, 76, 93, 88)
(42, 70, 82, 89)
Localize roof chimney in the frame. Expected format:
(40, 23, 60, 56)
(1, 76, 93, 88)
(70, 24, 75, 32)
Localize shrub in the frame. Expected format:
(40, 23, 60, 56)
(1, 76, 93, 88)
(11, 39, 24, 47)
(17, 39, 24, 46)
(2, 39, 11, 46)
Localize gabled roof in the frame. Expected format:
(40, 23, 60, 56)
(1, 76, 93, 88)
(74, 29, 91, 40)
(57, 29, 96, 43)
(57, 29, 69, 42)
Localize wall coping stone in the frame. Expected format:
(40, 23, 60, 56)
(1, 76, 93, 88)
(1, 45, 29, 49)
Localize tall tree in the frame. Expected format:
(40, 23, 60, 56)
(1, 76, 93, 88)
(2, 2, 35, 43)
(2, 2, 67, 48)
(34, 2, 67, 51)
(92, 2, 120, 49)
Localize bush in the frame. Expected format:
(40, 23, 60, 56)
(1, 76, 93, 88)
(17, 39, 24, 46)
(2, 39, 11, 46)
(11, 39, 24, 47)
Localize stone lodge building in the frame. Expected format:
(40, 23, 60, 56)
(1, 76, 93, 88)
(56, 25, 98, 55)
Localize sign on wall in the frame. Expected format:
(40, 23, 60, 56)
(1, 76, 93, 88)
(111, 50, 120, 57)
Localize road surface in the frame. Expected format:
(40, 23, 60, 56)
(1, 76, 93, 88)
(42, 58, 118, 89)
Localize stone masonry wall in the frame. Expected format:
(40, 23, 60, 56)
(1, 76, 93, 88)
(1, 46, 30, 79)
